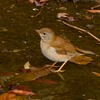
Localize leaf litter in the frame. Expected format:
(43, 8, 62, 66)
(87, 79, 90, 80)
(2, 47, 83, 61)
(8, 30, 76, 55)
(28, 0, 48, 6)
(0, 62, 58, 99)
(15, 62, 56, 82)
(0, 62, 57, 85)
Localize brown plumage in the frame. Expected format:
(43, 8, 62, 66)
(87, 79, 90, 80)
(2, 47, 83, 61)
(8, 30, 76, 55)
(51, 36, 93, 65)
(36, 28, 95, 72)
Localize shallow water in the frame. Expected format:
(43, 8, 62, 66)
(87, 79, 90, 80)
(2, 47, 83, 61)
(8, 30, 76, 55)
(0, 0, 100, 100)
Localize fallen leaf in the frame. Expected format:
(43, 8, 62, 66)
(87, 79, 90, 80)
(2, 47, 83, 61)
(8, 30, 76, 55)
(87, 10, 100, 13)
(8, 89, 35, 96)
(0, 92, 34, 100)
(29, 0, 48, 6)
(0, 64, 56, 86)
(57, 13, 77, 21)
(34, 79, 57, 85)
(40, 0, 48, 2)
(28, 0, 35, 3)
(0, 72, 14, 76)
(11, 85, 30, 91)
(92, 72, 100, 76)
(83, 15, 92, 20)
(19, 68, 31, 73)
(35, 0, 48, 6)
(24, 61, 31, 70)
(0, 93, 16, 100)
(14, 64, 55, 82)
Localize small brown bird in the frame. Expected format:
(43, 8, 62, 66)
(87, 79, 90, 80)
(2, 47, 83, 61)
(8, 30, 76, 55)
(36, 28, 95, 72)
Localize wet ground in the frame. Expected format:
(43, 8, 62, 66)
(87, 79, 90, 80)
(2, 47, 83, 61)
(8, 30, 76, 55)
(0, 0, 100, 100)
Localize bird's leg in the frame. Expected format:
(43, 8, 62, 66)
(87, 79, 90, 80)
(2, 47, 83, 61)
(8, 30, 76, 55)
(50, 60, 68, 73)
(57, 60, 68, 72)
(52, 62, 57, 67)
(49, 62, 57, 68)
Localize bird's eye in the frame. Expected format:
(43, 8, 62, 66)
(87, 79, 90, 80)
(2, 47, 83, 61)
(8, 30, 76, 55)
(43, 32, 46, 35)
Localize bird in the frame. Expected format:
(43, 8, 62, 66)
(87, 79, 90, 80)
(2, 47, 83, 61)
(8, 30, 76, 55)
(35, 28, 95, 72)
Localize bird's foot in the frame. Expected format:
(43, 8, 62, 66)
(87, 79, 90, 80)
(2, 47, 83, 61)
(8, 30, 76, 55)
(50, 68, 65, 73)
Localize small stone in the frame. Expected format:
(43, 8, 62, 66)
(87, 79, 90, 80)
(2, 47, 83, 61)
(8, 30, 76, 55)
(22, 41, 27, 44)
(59, 7, 67, 10)
(86, 24, 94, 29)
(79, 35, 82, 38)
(2, 41, 5, 43)
(82, 94, 85, 96)
(32, 8, 39, 11)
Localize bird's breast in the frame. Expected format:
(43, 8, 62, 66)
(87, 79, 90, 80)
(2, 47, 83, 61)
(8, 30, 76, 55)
(40, 40, 68, 62)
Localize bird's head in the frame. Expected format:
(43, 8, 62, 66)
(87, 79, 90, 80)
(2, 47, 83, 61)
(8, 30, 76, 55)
(35, 28, 56, 42)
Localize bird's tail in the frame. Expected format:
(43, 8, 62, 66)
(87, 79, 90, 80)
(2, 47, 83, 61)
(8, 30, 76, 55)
(69, 55, 93, 65)
(76, 47, 95, 55)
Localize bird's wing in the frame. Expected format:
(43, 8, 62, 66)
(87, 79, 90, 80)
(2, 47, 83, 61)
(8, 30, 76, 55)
(51, 36, 78, 55)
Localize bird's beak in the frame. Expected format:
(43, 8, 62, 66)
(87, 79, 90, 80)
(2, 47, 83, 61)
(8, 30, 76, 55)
(35, 29, 40, 34)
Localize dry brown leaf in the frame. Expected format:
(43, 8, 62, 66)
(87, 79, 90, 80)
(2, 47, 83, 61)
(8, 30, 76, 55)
(35, 0, 48, 6)
(0, 93, 16, 100)
(8, 89, 35, 96)
(83, 15, 92, 20)
(0, 92, 33, 100)
(92, 72, 100, 76)
(29, 0, 48, 6)
(57, 13, 77, 21)
(40, 0, 48, 2)
(34, 79, 57, 85)
(87, 10, 100, 13)
(14, 64, 54, 82)
(28, 0, 35, 3)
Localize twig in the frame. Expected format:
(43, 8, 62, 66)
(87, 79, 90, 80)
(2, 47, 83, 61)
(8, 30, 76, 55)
(33, 6, 44, 17)
(57, 20, 100, 42)
(91, 5, 100, 9)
